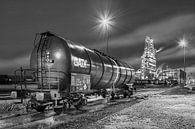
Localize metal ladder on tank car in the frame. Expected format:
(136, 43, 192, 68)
(37, 34, 50, 90)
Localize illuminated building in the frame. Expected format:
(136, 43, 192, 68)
(141, 36, 156, 79)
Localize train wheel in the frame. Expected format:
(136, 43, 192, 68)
(74, 104, 82, 110)
(36, 105, 46, 112)
(54, 107, 62, 114)
(62, 101, 69, 113)
(128, 90, 133, 98)
(123, 93, 127, 98)
(101, 93, 106, 98)
(74, 99, 85, 110)
(26, 100, 32, 112)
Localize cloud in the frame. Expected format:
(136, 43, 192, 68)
(0, 13, 194, 75)
(88, 14, 195, 49)
(0, 55, 30, 74)
(122, 56, 141, 68)
(158, 45, 195, 61)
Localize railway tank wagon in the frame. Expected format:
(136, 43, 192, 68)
(29, 31, 135, 112)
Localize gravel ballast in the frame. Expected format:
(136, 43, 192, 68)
(2, 87, 194, 129)
(86, 88, 195, 129)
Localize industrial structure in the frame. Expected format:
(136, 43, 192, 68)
(158, 68, 186, 84)
(140, 36, 157, 79)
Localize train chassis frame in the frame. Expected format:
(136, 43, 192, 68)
(26, 92, 87, 114)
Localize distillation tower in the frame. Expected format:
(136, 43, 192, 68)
(141, 36, 157, 79)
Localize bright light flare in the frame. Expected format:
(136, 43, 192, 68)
(178, 37, 188, 48)
(98, 13, 114, 31)
(95, 9, 115, 36)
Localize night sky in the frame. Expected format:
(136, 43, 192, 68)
(0, 0, 195, 78)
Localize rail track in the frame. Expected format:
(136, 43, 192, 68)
(0, 97, 138, 129)
(0, 88, 167, 129)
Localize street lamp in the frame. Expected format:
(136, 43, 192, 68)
(178, 36, 188, 86)
(96, 10, 115, 98)
(97, 11, 114, 54)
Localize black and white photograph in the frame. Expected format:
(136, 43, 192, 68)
(0, 0, 195, 128)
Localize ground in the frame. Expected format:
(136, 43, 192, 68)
(0, 87, 194, 129)
(86, 87, 195, 129)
